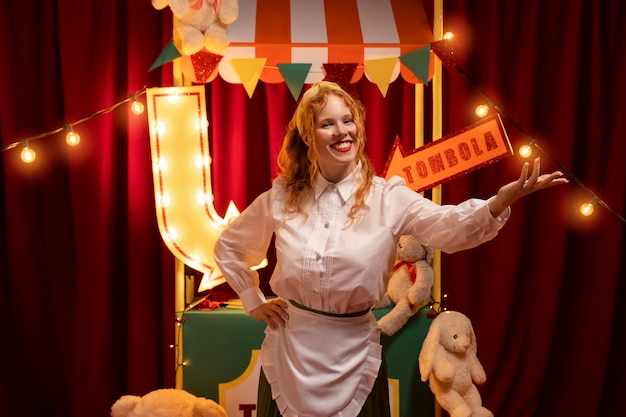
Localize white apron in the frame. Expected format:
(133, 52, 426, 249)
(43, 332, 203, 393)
(260, 302, 382, 417)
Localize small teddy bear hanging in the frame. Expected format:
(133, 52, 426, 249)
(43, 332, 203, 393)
(418, 311, 493, 417)
(152, 0, 239, 55)
(377, 234, 434, 336)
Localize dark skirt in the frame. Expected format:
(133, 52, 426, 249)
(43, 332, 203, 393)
(256, 353, 391, 417)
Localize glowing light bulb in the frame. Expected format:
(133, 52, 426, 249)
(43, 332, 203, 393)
(166, 91, 181, 103)
(66, 130, 80, 146)
(580, 197, 598, 216)
(21, 144, 36, 163)
(166, 227, 179, 241)
(154, 156, 168, 173)
(157, 191, 171, 208)
(195, 118, 209, 131)
(443, 32, 455, 40)
(475, 104, 490, 118)
(580, 202, 594, 216)
(131, 99, 145, 115)
(196, 190, 211, 206)
(519, 144, 533, 158)
(155, 121, 166, 137)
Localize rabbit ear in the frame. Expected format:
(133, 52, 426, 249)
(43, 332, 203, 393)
(418, 316, 441, 381)
(468, 317, 478, 353)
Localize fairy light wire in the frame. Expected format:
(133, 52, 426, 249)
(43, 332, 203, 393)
(454, 64, 625, 225)
(0, 76, 154, 154)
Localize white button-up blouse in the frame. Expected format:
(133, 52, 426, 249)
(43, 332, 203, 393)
(214, 167, 509, 316)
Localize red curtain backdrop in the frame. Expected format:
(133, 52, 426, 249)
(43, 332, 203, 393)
(0, 2, 624, 417)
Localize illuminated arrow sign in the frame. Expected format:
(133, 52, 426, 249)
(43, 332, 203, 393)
(146, 86, 241, 290)
(382, 114, 512, 192)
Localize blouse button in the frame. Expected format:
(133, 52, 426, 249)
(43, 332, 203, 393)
(313, 288, 319, 294)
(324, 222, 329, 228)
(315, 253, 321, 261)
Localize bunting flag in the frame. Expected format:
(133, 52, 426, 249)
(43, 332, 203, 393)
(278, 63, 312, 100)
(230, 57, 267, 97)
(323, 63, 358, 96)
(430, 39, 457, 74)
(153, 0, 437, 95)
(183, 50, 223, 84)
(399, 45, 431, 85)
(364, 57, 399, 97)
(149, 39, 182, 71)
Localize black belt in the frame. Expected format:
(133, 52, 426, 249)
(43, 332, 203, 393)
(289, 299, 371, 317)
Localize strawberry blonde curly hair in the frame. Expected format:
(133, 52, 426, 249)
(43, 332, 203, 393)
(276, 81, 375, 221)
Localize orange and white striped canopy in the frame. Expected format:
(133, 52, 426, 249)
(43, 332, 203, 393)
(218, 0, 434, 84)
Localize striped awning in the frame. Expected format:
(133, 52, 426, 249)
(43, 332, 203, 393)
(217, 0, 434, 85)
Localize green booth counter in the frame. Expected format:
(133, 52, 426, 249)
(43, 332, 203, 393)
(181, 305, 435, 417)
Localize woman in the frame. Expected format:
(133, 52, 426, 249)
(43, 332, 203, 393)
(214, 81, 567, 417)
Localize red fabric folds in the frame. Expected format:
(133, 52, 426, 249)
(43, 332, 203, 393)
(0, 1, 624, 417)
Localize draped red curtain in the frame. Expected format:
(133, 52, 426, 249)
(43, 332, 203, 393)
(0, 3, 176, 417)
(441, 2, 625, 416)
(1, 2, 624, 417)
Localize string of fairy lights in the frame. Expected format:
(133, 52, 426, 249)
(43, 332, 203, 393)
(456, 64, 625, 223)
(0, 81, 150, 161)
(1, 60, 624, 225)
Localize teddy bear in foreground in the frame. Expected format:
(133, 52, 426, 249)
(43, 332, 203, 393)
(151, 0, 239, 55)
(111, 388, 228, 417)
(377, 234, 434, 336)
(418, 311, 493, 417)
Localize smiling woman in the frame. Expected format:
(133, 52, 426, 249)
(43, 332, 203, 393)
(213, 80, 567, 417)
(1, 1, 624, 417)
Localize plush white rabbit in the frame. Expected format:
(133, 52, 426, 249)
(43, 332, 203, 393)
(418, 311, 493, 417)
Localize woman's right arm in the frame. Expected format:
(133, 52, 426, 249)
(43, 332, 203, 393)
(213, 190, 275, 313)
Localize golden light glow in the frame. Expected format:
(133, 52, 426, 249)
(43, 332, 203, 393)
(580, 203, 594, 216)
(519, 144, 533, 158)
(443, 32, 455, 40)
(474, 104, 490, 118)
(66, 131, 80, 146)
(20, 143, 36, 163)
(65, 124, 80, 146)
(580, 197, 599, 216)
(131, 99, 145, 115)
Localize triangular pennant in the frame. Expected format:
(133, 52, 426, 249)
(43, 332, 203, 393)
(430, 38, 457, 74)
(400, 45, 431, 85)
(149, 39, 182, 72)
(277, 63, 312, 100)
(323, 63, 358, 95)
(230, 58, 267, 98)
(189, 50, 223, 84)
(363, 57, 398, 97)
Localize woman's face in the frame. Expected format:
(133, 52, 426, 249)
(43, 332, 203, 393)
(308, 94, 359, 183)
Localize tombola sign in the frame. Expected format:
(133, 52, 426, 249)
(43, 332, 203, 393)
(383, 114, 513, 192)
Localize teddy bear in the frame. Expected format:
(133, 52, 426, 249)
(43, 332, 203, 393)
(418, 311, 493, 417)
(152, 0, 239, 55)
(377, 234, 434, 336)
(110, 388, 228, 417)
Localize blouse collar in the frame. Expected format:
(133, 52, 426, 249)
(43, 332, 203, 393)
(313, 162, 361, 203)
